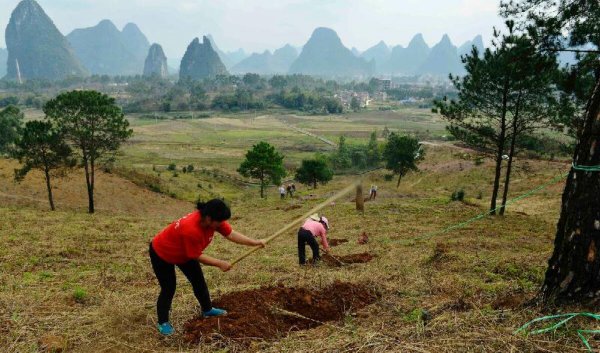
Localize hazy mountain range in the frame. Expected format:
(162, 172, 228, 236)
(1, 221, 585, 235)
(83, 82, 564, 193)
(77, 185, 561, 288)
(4, 0, 87, 81)
(143, 43, 169, 78)
(232, 45, 298, 75)
(179, 36, 228, 80)
(0, 48, 7, 77)
(2, 0, 493, 81)
(66, 20, 150, 76)
(290, 27, 375, 77)
(205, 35, 248, 70)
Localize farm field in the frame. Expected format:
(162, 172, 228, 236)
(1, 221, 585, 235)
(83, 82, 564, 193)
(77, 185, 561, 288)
(117, 108, 448, 201)
(1, 107, 589, 353)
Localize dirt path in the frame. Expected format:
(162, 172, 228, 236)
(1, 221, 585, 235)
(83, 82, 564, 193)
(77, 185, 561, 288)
(419, 141, 477, 153)
(287, 125, 337, 147)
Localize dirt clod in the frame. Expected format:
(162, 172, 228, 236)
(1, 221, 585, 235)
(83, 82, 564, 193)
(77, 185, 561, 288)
(329, 238, 349, 247)
(492, 293, 529, 310)
(39, 335, 67, 352)
(322, 252, 374, 267)
(358, 232, 369, 245)
(183, 282, 377, 344)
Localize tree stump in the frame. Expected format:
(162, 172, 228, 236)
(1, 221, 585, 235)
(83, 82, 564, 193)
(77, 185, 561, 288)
(356, 184, 364, 213)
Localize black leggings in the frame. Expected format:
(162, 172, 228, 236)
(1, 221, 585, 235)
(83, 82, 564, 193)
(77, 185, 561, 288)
(149, 243, 212, 324)
(298, 228, 320, 265)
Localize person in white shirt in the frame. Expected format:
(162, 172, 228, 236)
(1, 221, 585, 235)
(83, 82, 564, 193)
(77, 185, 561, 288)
(279, 185, 286, 199)
(369, 185, 378, 200)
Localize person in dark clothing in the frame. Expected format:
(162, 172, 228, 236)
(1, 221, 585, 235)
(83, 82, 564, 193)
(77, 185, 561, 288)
(150, 199, 266, 336)
(149, 243, 212, 320)
(297, 214, 331, 265)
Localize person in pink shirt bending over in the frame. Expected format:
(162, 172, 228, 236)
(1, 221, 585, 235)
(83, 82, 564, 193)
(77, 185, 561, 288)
(298, 214, 330, 265)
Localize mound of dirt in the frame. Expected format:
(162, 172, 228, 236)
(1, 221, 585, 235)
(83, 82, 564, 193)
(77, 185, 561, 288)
(322, 252, 374, 267)
(492, 293, 529, 310)
(329, 238, 349, 247)
(183, 282, 377, 344)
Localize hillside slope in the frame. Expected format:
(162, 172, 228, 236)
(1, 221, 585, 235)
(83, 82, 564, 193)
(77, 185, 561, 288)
(0, 159, 189, 217)
(1, 143, 587, 352)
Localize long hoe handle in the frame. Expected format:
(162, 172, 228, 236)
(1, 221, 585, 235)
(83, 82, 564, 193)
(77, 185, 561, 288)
(231, 180, 362, 267)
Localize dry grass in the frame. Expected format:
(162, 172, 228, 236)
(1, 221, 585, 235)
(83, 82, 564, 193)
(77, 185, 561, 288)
(0, 113, 591, 352)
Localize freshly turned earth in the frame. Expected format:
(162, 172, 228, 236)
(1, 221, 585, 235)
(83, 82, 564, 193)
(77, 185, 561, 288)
(328, 238, 349, 247)
(183, 282, 377, 344)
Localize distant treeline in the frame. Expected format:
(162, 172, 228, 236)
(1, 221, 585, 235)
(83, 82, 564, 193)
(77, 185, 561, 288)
(0, 73, 456, 114)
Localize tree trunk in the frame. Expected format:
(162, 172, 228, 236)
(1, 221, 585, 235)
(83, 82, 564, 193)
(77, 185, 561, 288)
(313, 177, 317, 189)
(499, 132, 516, 216)
(500, 102, 520, 216)
(541, 75, 600, 303)
(83, 159, 94, 214)
(260, 170, 265, 198)
(397, 174, 402, 188)
(356, 184, 364, 212)
(90, 158, 95, 213)
(44, 167, 55, 211)
(490, 83, 509, 215)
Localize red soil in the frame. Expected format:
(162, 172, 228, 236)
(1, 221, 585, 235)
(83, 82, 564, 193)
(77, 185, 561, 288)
(329, 238, 349, 247)
(183, 282, 377, 344)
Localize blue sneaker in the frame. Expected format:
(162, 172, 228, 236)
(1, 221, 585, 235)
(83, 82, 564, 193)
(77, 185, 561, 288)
(157, 322, 174, 336)
(203, 307, 227, 317)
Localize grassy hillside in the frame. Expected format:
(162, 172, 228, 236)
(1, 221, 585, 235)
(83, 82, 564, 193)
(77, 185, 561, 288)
(0, 139, 579, 352)
(1, 108, 590, 352)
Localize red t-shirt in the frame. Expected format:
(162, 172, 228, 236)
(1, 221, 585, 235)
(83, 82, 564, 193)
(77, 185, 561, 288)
(152, 211, 233, 265)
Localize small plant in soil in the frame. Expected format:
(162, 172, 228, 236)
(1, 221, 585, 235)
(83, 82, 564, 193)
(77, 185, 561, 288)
(73, 287, 87, 304)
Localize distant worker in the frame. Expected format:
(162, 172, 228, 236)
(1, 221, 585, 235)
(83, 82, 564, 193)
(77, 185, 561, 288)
(369, 185, 378, 200)
(149, 199, 266, 336)
(291, 183, 297, 194)
(298, 214, 330, 265)
(279, 185, 286, 199)
(287, 184, 294, 198)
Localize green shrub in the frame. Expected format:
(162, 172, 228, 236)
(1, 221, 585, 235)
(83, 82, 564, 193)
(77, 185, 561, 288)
(73, 287, 87, 303)
(167, 163, 176, 171)
(451, 189, 465, 202)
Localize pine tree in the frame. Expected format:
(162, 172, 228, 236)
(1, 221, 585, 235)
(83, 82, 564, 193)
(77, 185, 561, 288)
(366, 131, 381, 167)
(0, 105, 23, 155)
(434, 22, 558, 215)
(383, 133, 424, 187)
(13, 121, 74, 211)
(44, 91, 132, 214)
(238, 142, 286, 198)
(295, 155, 333, 189)
(503, 0, 600, 303)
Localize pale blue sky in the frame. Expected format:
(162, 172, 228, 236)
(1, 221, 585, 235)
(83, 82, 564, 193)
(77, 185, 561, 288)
(0, 0, 504, 58)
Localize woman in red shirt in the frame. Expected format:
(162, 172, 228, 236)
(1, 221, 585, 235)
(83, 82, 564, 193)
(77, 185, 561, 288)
(149, 199, 265, 336)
